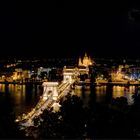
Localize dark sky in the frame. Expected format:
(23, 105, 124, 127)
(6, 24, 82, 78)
(1, 1, 140, 59)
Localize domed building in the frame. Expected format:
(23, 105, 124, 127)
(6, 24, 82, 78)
(78, 53, 93, 67)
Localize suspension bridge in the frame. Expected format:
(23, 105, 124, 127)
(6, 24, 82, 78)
(16, 66, 89, 128)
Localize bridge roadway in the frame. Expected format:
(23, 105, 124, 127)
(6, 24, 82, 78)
(19, 80, 75, 127)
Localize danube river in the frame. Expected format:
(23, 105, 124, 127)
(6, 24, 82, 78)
(0, 83, 136, 117)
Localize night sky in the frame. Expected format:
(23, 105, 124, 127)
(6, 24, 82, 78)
(1, 1, 140, 59)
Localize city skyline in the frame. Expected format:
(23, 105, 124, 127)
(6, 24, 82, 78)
(1, 1, 140, 139)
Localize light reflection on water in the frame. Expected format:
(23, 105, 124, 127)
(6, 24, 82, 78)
(113, 86, 125, 98)
(0, 84, 43, 116)
(0, 83, 137, 116)
(96, 86, 106, 102)
(0, 84, 5, 93)
(74, 85, 135, 105)
(112, 86, 135, 105)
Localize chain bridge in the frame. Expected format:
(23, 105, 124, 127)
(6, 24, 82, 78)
(17, 66, 89, 127)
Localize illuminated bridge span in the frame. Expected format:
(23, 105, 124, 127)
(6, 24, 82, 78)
(17, 66, 88, 127)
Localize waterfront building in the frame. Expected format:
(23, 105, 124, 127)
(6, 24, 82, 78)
(12, 69, 31, 81)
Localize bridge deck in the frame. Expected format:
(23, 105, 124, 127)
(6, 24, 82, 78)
(19, 81, 74, 127)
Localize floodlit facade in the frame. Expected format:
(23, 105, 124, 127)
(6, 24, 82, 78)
(78, 53, 93, 67)
(42, 82, 59, 100)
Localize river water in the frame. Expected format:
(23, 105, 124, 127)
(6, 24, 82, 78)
(0, 83, 136, 117)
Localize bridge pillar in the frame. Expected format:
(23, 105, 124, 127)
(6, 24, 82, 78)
(42, 82, 59, 100)
(63, 72, 73, 83)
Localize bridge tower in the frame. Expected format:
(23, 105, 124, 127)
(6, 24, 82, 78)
(63, 72, 73, 83)
(42, 82, 59, 101)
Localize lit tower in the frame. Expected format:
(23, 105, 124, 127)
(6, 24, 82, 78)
(83, 53, 88, 66)
(83, 53, 92, 67)
(88, 56, 93, 65)
(78, 57, 83, 66)
(42, 82, 59, 100)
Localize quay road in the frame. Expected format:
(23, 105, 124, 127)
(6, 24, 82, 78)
(96, 81, 140, 86)
(0, 80, 43, 85)
(1, 78, 140, 86)
(78, 80, 140, 86)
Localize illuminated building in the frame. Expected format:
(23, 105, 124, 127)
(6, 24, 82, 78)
(12, 69, 31, 81)
(78, 53, 93, 67)
(78, 57, 83, 66)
